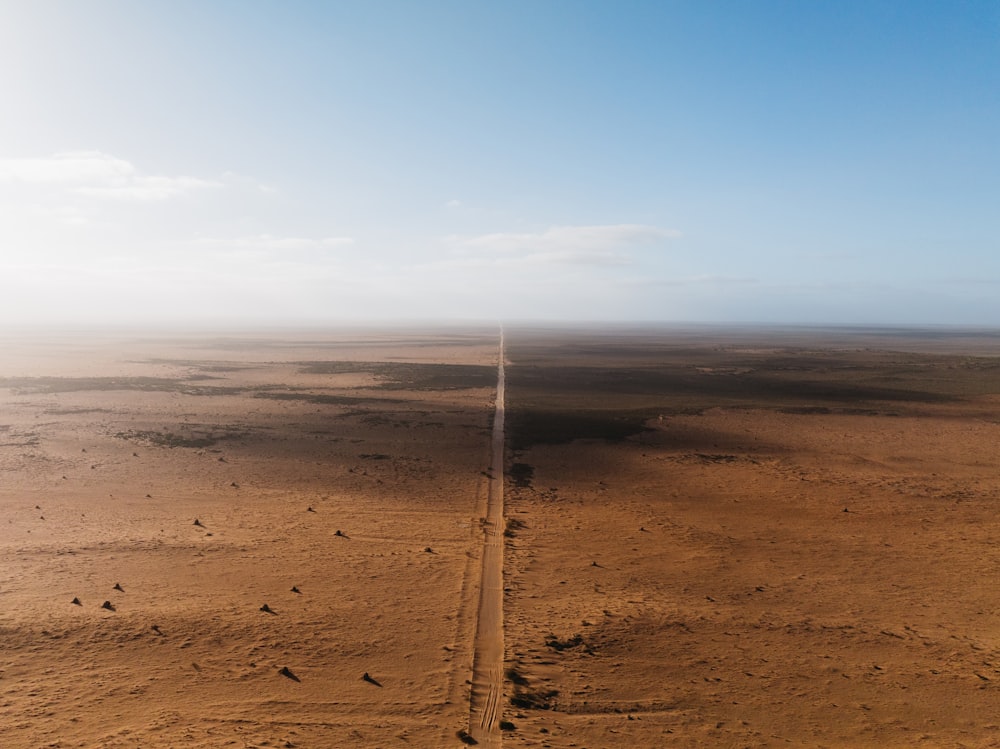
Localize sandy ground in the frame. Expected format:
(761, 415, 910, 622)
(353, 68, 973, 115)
(502, 329, 1000, 748)
(6, 326, 1000, 748)
(0, 329, 498, 748)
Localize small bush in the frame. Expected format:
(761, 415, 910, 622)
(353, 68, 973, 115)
(545, 633, 584, 651)
(504, 518, 527, 538)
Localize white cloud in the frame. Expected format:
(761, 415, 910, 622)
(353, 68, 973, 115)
(192, 234, 355, 252)
(446, 223, 679, 268)
(437, 248, 631, 270)
(630, 274, 759, 287)
(187, 234, 355, 266)
(0, 151, 134, 183)
(76, 175, 219, 201)
(0, 151, 220, 200)
(222, 170, 278, 194)
(444, 199, 462, 209)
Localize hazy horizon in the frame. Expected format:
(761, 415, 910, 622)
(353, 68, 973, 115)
(2, 1, 998, 327)
(7, 319, 1000, 340)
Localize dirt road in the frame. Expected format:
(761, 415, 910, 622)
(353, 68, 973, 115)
(468, 331, 506, 745)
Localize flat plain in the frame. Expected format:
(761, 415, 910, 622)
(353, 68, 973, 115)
(0, 329, 499, 748)
(3, 325, 1000, 748)
(502, 325, 1000, 748)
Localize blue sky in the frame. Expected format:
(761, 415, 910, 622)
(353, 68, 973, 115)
(1, 0, 998, 326)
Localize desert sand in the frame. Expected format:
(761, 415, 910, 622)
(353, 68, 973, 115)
(0, 329, 500, 747)
(501, 326, 1000, 748)
(4, 325, 1000, 748)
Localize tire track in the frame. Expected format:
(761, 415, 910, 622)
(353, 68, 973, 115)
(468, 329, 505, 746)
